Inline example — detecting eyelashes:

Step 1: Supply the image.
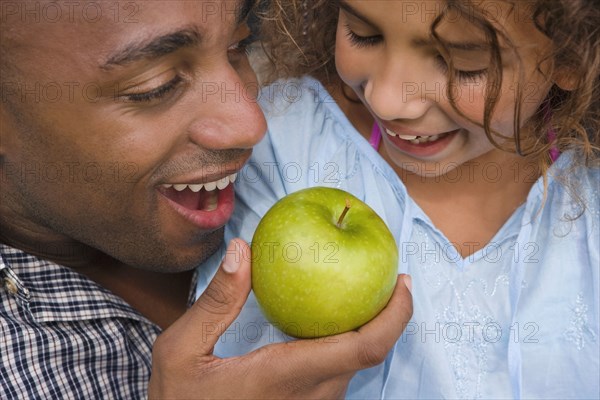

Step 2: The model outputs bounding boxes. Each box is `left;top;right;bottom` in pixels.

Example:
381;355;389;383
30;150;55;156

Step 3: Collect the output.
228;34;257;57
344;25;383;48
123;75;184;103
343;24;488;82
434;55;488;83
123;35;256;104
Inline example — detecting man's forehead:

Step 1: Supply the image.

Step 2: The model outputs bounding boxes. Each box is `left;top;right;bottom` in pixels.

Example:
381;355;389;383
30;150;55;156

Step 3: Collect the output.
2;0;252;73
1;1;251;43
1;0;251;18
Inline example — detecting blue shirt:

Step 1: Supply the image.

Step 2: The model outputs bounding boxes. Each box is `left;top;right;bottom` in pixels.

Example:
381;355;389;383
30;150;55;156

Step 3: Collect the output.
196;77;600;399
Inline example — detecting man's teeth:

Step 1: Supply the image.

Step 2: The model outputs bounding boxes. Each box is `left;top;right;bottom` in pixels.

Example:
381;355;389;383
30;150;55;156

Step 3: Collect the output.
385;128;443;144
162;173;237;192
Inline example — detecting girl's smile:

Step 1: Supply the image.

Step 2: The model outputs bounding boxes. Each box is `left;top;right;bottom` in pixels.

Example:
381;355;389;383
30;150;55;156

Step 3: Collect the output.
381;126;461;159
335;0;556;177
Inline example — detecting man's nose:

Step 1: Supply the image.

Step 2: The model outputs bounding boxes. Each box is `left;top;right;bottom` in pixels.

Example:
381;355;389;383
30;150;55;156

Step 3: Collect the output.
186;64;267;151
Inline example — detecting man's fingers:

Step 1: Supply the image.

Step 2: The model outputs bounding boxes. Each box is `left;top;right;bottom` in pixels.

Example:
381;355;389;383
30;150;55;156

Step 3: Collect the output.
281;274;413;379
351;274;412;366
161;239;252;356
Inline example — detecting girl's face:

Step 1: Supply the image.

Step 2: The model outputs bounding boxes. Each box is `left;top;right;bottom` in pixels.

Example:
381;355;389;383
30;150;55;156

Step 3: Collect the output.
335;0;554;177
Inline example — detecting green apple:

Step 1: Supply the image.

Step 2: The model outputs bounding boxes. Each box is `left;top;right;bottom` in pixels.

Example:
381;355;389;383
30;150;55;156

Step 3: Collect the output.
251;186;398;338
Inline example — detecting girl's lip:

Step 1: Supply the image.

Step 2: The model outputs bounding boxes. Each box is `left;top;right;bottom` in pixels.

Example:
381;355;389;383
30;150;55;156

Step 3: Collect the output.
383;128;461;158
380;122;456;138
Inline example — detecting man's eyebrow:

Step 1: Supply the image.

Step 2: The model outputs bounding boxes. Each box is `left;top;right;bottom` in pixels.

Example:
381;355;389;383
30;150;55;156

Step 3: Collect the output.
338;0;378;28
100;0;253;71
101;28;202;70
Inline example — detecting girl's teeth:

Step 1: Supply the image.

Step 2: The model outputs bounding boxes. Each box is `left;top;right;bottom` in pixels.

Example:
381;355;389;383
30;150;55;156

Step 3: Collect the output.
386;128;440;143
398;134;418;140
407;133;445;144
163;173;237;192
385;127;453;144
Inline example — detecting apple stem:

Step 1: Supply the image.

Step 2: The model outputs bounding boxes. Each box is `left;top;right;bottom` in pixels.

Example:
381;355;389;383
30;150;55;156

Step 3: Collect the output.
336;199;352;227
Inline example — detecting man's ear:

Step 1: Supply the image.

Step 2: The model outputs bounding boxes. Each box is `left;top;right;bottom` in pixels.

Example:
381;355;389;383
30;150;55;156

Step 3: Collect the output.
552;67;578;91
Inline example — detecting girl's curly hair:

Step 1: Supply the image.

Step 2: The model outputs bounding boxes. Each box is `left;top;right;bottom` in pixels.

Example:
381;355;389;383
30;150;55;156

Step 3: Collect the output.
258;0;600;172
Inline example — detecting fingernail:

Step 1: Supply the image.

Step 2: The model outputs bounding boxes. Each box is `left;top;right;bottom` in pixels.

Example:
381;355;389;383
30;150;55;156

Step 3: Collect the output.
222;240;241;274
403;275;412;293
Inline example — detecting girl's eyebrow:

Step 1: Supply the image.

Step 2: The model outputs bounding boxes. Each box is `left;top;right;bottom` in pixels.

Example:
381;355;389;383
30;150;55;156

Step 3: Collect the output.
412;37;491;52
339;0;507;54
338;1;378;28
339;1;491;52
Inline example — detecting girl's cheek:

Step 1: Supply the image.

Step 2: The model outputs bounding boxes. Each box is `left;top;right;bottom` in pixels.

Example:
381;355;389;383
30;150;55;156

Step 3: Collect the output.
446;84;486;124
335;43;365;88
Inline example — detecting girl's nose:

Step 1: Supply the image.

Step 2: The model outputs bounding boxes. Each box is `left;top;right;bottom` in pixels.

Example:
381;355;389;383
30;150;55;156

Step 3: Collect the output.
363;55;436;122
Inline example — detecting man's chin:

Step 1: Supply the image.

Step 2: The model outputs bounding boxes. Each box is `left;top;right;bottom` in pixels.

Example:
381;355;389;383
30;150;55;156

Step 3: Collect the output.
133;231;224;273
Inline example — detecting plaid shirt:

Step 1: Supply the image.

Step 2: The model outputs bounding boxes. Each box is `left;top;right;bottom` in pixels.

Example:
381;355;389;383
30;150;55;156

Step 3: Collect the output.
0;243;196;399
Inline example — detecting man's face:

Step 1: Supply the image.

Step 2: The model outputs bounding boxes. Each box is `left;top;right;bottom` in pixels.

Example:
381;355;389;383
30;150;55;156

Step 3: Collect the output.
0;0;266;272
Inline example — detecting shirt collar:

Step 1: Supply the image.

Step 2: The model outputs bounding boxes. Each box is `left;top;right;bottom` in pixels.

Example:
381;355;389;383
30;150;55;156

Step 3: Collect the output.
1;243;197;325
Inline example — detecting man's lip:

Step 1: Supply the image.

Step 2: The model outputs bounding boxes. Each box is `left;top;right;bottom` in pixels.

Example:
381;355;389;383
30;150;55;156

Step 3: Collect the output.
158;184;235;231
153;154;249;231
160;170;240;186
157;156;249;186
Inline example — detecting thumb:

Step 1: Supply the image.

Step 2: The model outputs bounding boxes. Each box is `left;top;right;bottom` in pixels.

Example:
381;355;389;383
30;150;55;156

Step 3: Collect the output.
166;238;252;356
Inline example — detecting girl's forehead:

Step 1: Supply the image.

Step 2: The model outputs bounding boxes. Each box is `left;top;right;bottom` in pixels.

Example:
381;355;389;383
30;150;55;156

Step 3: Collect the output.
343;0;546;50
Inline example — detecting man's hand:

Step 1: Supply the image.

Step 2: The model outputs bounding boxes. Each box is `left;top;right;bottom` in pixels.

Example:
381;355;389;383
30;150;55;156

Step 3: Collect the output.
148;239;413;399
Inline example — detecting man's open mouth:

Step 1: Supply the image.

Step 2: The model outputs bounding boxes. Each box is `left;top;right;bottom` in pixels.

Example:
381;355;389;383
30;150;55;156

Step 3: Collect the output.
159;173;237;211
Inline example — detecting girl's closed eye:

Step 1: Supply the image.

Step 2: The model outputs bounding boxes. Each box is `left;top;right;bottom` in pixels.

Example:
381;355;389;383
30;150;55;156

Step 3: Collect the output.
434;55;488;82
343;24;487;83
344;24;383;48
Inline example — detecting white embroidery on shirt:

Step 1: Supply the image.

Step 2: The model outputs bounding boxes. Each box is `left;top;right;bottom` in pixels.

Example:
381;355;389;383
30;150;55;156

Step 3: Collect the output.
414;225;511;399
563;293;597;350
